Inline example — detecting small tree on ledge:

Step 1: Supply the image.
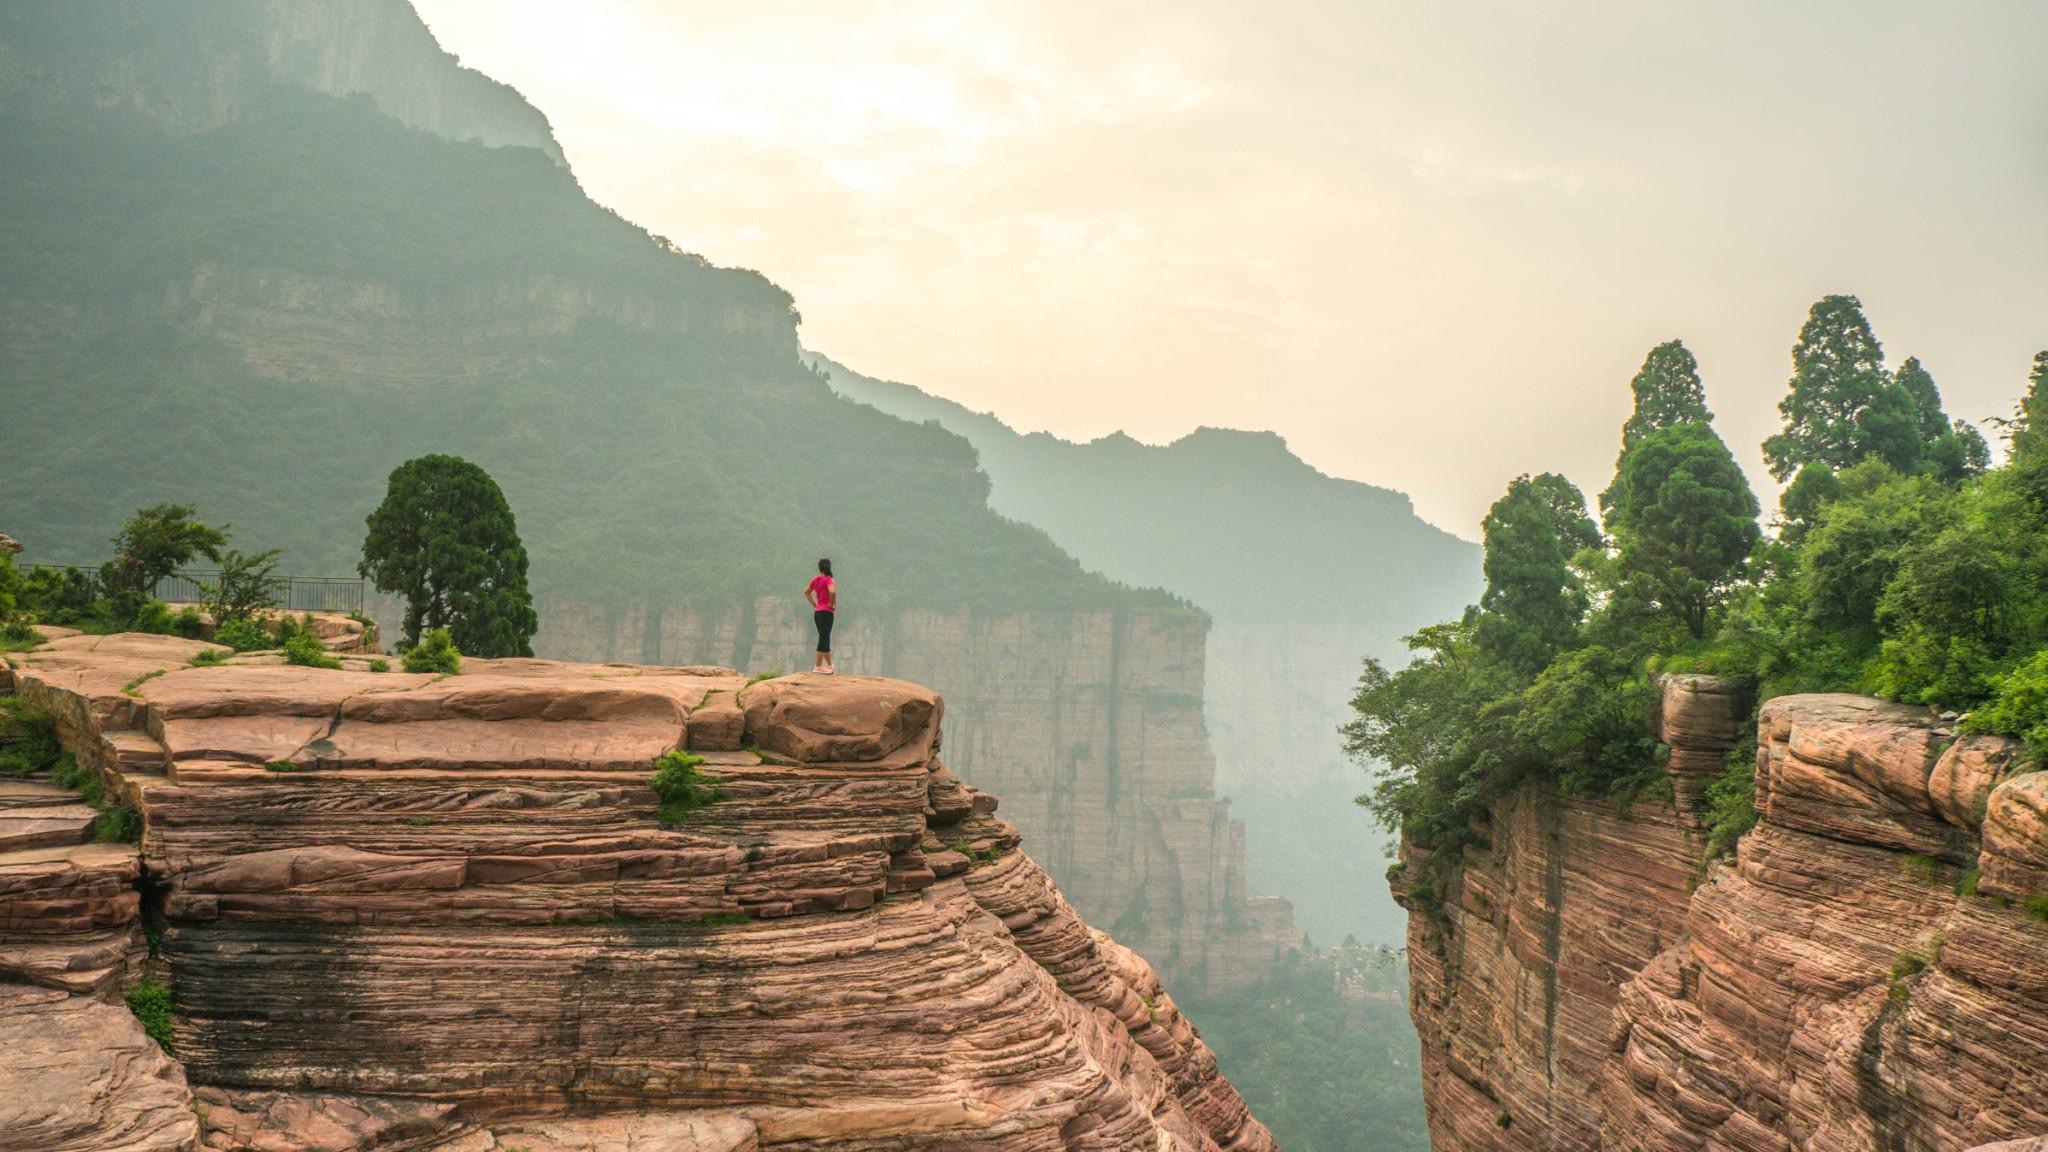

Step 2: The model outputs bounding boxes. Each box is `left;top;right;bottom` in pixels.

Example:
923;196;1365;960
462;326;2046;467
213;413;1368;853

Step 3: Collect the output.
360;455;537;657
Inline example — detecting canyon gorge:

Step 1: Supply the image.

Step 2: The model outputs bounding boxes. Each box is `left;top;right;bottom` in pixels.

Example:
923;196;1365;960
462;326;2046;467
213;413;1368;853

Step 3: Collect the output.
0;0;1355;996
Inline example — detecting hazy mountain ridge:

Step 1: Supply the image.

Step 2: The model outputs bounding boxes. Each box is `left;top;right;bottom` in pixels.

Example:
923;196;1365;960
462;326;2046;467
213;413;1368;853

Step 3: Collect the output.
812;353;1482;946
811;352;1476;632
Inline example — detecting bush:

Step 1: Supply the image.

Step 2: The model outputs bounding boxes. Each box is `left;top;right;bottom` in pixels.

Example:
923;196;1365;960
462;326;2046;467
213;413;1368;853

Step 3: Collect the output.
0;700;61;776
212;616;272;652
282;628;340;670
1965;649;2048;763
125;979;174;1053
94;803;141;843
200;547;282;624
1;617;40;652
650;750;724;826
1703;755;1758;860
172;606;205;638
401;627;461;675
368;658;390;673
127;599;176;635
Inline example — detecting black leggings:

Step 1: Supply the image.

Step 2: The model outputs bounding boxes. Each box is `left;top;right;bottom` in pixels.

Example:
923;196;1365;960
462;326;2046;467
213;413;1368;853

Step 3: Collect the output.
814;609;834;653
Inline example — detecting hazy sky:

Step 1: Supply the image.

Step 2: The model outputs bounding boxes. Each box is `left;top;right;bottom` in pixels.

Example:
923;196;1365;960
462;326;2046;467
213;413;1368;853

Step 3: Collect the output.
413;0;2048;536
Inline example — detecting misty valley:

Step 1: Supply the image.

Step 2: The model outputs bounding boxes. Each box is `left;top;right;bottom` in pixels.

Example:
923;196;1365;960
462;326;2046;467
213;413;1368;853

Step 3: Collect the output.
2;3;2045;1152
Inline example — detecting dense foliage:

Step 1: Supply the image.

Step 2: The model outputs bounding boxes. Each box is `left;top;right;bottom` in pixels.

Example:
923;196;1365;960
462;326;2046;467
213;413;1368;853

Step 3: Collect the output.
1350;306;2048;879
0;505;255;637
1183;947;1428;1152
361;455;539;657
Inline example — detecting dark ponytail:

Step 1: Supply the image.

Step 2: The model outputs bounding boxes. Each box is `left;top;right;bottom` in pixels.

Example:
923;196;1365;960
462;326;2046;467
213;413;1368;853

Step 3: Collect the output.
818;558;833;577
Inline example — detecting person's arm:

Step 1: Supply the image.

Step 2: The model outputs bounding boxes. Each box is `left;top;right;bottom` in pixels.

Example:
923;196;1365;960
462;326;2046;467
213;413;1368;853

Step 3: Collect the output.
826;577;836;606
804;581;817;609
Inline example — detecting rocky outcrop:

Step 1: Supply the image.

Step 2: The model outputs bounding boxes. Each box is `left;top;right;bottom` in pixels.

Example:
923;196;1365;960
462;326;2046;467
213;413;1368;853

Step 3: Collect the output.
1399;681;2048;1151
1;631;1273;1150
535;596;1301;994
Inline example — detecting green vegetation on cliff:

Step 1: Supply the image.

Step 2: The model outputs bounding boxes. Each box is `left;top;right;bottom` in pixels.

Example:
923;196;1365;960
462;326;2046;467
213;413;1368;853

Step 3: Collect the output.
0;5;1180;622
1352;302;2048;869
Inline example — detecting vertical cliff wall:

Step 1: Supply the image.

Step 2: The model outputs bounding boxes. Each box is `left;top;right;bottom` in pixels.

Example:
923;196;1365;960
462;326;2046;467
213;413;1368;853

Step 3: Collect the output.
534;597;1300;993
0;629;1277;1150
1399;677;2048;1151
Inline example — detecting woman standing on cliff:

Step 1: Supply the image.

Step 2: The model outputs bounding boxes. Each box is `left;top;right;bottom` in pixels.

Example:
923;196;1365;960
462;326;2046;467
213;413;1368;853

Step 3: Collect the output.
805;559;836;674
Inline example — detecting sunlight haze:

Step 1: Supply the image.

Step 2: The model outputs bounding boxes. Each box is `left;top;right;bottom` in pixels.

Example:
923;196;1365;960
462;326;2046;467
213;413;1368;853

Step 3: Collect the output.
412;0;2048;534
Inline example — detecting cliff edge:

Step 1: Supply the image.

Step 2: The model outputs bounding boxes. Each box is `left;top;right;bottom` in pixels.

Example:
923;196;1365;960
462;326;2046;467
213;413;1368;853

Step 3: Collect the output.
0;630;1275;1151
1398;676;2048;1151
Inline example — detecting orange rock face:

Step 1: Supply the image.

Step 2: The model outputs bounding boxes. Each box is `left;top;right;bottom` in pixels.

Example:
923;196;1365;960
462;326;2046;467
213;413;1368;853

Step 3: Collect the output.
1402;684;2048;1151
1;632;1274;1151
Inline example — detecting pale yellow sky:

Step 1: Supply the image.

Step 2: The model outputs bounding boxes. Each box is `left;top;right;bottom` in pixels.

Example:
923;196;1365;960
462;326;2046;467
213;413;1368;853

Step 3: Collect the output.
413;0;2048;535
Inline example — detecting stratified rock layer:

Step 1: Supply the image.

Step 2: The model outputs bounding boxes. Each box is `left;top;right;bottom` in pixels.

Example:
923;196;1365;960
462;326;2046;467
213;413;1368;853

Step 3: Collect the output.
1;631;1273;1151
1401;683;2048;1151
536;597;1300;993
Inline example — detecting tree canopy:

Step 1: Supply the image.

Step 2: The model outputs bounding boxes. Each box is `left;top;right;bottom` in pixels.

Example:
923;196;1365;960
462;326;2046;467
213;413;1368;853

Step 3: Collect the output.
1473;474;1600;675
1605;422;1760;638
98;504;227;616
1619;340;1711;451
360;455;539;658
1761;295;1924;481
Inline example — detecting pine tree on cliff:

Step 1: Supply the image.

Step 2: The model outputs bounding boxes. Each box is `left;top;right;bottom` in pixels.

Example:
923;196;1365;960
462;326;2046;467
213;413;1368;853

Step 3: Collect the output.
1604;423;1760;639
1894;355;1990;483
1474;473;1601;675
1600;339;1711;520
360;455;539;658
2003;351;2048;505
1619;340;1711;449
1761;295;1926;483
2007;351;2048;465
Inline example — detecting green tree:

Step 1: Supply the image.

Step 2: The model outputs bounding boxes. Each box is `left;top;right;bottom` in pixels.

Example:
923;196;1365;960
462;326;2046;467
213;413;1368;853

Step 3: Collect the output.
1602;339;1713;520
1473;474;1601;674
1895;356;1989;483
99;504;228;618
1619;340;1711;450
199;547;282;624
360;455;538;657
1761;295;1923;481
1604;423;1761;638
2008;351;2048;468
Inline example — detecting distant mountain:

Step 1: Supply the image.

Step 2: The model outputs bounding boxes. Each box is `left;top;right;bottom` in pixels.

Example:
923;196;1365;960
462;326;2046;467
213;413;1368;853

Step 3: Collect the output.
812;353;1482;945
810;354;1476;634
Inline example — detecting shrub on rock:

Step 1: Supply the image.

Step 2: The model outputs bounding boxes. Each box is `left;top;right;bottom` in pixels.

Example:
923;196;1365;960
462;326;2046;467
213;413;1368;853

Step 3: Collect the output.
402;627;461;675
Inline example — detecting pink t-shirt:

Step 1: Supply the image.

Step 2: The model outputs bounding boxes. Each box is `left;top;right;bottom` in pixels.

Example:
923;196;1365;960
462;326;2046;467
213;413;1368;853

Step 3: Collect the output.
808;574;835;612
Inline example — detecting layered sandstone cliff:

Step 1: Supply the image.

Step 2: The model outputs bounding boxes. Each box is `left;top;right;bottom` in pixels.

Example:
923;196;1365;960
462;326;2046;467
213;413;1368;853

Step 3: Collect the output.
1400;676;2048;1151
534;597;1300;995
0;630;1274;1151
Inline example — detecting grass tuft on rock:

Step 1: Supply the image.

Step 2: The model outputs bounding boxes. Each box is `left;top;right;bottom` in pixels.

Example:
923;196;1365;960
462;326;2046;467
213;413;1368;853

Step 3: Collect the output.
125;978;173;1053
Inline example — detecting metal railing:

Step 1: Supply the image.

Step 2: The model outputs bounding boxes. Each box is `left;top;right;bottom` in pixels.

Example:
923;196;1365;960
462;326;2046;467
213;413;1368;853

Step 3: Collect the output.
32;565;366;615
